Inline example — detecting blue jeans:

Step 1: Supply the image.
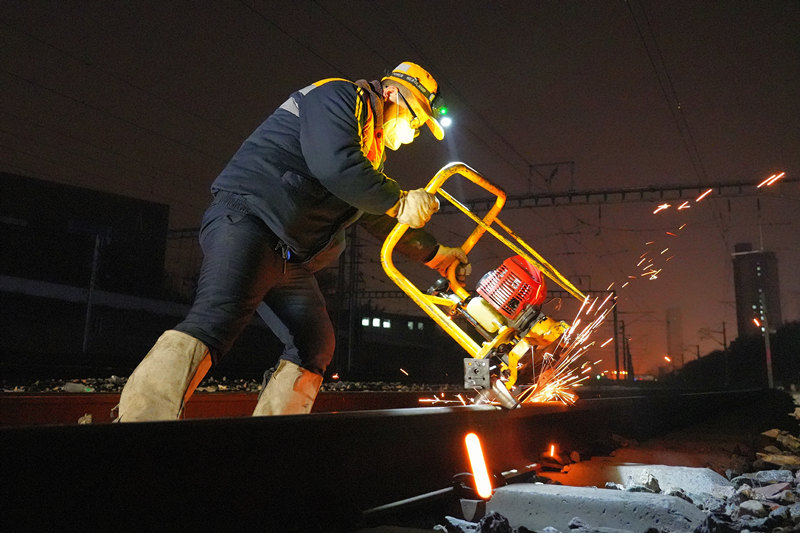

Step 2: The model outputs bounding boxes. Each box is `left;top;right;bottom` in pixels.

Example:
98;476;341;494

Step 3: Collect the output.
174;192;334;375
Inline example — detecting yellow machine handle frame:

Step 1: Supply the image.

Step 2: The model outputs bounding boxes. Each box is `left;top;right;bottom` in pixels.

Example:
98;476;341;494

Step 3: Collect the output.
380;162;586;363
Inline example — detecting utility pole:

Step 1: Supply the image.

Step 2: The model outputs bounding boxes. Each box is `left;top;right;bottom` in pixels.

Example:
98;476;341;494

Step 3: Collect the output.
82;235;101;354
722;321;729;387
619;320;629;380
612;290;620;380
759;291;774;388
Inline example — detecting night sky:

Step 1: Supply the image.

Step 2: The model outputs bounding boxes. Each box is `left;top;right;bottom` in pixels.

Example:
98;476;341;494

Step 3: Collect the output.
2;1;798;374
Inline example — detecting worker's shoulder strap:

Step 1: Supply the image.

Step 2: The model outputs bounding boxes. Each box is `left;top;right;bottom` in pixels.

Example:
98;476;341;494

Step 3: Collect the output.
278;78;380;119
313;77;351;86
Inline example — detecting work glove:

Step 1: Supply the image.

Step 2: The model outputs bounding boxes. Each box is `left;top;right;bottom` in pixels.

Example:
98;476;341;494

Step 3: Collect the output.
386;188;439;228
425;245;472;284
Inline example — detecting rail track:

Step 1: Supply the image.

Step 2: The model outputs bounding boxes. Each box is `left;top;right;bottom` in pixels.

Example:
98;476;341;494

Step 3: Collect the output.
2;388;792;532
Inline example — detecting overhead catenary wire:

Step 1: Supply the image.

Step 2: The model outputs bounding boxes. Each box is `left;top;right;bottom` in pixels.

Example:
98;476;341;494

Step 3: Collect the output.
0;19;243;141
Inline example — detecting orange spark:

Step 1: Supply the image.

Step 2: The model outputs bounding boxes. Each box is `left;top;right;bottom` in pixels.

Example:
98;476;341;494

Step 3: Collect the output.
606;282;615;290
600;337;613;348
753;318;761;327
653;203;671;214
596;292;614;312
666;231;678;237
585;297;598;315
696;188;713;202
757;174;776;188
627;275;637;279
677;201;690;210
678;224;687;230
549;444;556;457
766;171;786;186
664;356;671;362
646;241;655;245
665;255;675;261
622;282;630;288
637;257;648;266
757;172;784;188
400;368;409;376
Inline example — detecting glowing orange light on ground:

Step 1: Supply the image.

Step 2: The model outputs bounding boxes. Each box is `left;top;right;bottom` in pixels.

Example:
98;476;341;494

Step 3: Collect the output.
549;444;556;457
465;433;493;499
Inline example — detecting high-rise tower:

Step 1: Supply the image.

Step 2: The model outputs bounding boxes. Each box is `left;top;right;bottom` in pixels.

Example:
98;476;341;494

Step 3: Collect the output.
731;243;782;337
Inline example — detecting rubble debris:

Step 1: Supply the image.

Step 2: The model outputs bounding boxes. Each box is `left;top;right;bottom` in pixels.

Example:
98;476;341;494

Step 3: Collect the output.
62;382;91;393
439;394;800;533
2;376;465;394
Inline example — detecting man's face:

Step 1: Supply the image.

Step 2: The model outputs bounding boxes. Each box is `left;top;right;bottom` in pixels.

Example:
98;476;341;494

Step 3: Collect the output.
383;92;421;151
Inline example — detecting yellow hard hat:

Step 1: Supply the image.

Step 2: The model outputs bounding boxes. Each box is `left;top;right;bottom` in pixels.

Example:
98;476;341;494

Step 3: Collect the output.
382;61;445;140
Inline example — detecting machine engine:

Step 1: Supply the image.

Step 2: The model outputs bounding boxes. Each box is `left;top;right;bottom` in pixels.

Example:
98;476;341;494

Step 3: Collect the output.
460;256;570;401
476;255;546;319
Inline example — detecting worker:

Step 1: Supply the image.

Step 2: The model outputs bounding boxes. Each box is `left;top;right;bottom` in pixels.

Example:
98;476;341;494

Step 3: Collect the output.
117;61;470;421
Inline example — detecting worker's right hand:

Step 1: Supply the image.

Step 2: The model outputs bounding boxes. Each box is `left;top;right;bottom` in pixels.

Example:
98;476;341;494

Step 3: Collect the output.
386;188;439;228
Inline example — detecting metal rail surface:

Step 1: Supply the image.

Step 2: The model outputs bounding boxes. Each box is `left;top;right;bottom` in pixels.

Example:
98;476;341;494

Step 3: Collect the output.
2;388;789;532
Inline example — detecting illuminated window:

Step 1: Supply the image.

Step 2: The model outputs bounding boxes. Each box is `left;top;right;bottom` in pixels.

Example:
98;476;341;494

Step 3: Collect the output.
382;320;391;328
372;318;381;327
417;322;424;330
361;317;369;326
408;321;414;330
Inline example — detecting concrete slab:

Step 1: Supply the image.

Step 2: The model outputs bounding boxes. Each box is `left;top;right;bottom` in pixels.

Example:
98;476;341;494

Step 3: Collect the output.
487;483;708;533
547;460;734;499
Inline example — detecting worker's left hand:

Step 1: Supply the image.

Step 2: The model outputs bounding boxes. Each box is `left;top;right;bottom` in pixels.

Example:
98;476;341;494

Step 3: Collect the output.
425;245;471;284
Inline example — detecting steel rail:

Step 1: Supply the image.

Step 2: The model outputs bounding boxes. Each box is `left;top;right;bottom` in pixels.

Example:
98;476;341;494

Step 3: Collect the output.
2;388;789;532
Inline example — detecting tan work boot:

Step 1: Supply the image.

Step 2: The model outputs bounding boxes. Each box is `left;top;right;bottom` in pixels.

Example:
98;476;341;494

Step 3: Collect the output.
117;330;212;422
252;360;323;416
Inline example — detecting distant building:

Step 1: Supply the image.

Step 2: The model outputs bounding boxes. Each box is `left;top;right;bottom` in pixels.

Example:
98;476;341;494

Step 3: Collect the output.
1;172;169;296
731;242;782;338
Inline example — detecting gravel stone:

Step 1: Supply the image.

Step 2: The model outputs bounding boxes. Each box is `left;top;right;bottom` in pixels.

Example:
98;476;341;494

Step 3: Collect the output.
736;500;768;518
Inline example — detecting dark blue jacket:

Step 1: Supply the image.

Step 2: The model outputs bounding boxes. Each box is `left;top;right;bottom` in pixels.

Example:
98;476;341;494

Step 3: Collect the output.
212;78;437;268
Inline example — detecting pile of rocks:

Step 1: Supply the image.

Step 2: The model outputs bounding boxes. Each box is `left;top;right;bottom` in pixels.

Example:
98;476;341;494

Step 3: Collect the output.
437;407;800;533
1;375;463;394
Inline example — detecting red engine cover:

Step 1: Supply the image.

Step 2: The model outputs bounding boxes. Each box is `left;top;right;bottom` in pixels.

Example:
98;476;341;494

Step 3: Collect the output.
476;256;547;319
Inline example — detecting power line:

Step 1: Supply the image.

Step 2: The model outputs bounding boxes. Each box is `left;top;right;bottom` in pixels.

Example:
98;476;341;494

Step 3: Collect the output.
0;109;205;191
0;19;242;141
369;2;535;177
625;0;706;184
238;0;346;76
0;69;226;164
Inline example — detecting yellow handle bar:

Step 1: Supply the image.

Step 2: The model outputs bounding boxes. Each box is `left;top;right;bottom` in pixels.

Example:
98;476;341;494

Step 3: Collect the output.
380;162;586;361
